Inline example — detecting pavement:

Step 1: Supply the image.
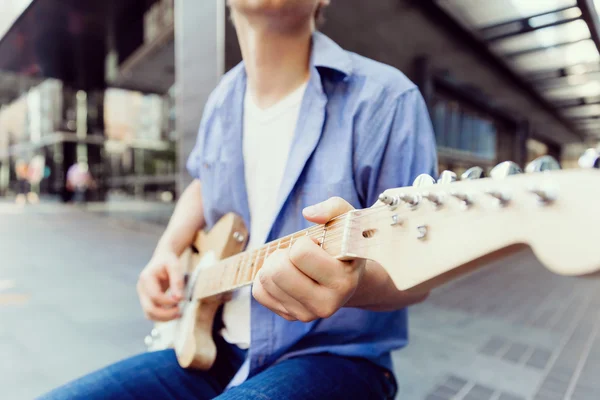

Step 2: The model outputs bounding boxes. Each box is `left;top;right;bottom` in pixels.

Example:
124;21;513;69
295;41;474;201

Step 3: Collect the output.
1;200;599;400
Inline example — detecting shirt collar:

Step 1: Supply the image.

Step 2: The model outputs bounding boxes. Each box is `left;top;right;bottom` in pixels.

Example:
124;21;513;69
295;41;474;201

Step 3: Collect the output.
232;32;353;83
311;31;353;78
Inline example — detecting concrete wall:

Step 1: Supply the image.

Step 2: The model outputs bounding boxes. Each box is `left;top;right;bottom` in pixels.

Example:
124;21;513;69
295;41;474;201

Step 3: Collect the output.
175;0;224;193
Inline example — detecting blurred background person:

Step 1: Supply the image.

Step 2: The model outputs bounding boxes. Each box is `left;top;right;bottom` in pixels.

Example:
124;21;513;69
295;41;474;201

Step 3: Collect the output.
14;158;29;206
66;161;94;204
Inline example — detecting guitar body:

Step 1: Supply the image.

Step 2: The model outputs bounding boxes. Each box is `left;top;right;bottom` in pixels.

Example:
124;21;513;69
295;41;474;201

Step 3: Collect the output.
146;213;248;370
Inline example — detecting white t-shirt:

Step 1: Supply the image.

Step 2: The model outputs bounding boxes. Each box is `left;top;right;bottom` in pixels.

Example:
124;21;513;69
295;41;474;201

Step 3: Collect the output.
220;81;308;349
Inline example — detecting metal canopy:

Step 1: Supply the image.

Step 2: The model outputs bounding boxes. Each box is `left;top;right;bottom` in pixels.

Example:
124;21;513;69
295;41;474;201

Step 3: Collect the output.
0;0;143;95
436;0;600;140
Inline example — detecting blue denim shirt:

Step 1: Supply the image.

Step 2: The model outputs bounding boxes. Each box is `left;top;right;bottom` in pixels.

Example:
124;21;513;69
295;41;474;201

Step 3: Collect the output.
186;32;438;387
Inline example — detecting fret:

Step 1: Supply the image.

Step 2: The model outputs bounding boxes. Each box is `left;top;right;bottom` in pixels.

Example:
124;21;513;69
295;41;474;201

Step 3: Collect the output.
249;253;257;281
239;253;247;283
245;252;254;282
227;260;236;288
218;261;226;288
258;242;270;276
221;261;231;288
233;255;241;286
193;217;356;300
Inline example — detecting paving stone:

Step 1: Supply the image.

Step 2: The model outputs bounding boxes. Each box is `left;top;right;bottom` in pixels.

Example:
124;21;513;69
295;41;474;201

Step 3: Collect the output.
463;384;495;400
497;393;526;400
502;342;529;363
526;348;552;370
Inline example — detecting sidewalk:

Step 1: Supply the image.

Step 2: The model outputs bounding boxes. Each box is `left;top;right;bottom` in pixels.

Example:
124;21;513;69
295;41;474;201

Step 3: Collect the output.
1;200;598;399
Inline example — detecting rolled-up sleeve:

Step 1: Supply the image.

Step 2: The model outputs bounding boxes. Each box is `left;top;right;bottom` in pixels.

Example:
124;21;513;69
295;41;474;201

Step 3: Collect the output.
354;87;438;207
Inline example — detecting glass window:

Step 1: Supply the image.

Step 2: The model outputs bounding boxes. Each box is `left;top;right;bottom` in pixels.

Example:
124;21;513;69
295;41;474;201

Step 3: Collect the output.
432;100;447;147
460;113;472;151
447;103;461;149
431;94;497;161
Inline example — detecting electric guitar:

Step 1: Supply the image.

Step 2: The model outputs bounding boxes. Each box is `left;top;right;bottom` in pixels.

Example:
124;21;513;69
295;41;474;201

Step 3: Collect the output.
143;152;600;370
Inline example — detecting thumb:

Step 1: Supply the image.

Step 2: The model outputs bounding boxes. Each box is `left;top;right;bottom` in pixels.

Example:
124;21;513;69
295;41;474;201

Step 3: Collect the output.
302;196;355;224
165;255;185;299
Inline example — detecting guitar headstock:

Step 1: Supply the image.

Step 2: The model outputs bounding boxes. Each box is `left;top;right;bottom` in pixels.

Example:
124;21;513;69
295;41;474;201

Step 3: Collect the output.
343;152;600;292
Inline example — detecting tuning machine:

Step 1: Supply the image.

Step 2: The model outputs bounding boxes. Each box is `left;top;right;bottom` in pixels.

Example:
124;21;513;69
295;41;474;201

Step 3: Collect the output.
413;174;436;187
437;170;457;185
490;161;522;179
524;155;560;205
408;174;438;208
461;166;484;180
376;173;437;208
525;155;561;173
418;171;453;207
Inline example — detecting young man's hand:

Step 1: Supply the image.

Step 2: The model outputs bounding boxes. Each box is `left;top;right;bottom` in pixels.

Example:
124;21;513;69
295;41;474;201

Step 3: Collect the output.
136;249;185;322
252;197;365;322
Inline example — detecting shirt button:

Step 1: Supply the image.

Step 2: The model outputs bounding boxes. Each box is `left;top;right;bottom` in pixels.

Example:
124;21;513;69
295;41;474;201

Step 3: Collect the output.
203;163;210;169
258;355;266;365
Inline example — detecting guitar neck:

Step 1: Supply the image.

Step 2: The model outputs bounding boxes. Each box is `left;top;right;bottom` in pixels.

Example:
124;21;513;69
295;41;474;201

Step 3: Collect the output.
192;215;351;300
189;168;600;301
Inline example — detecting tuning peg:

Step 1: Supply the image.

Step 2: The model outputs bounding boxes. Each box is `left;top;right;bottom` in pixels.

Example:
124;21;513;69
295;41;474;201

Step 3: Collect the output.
378;193;399;208
461;166;484;180
578;148;600;169
437;170;457;185
413;174;436;187
490;161;522;179
525;155;561;173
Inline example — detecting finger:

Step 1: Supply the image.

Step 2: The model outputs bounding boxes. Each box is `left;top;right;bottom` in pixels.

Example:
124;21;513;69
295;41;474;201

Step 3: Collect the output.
267;260;335;318
252;276;297;321
289;236;356;287
140;296;180;322
259;269;322;322
141;273;180;307
165;258;185;299
222;291;234;302
302;196;355;224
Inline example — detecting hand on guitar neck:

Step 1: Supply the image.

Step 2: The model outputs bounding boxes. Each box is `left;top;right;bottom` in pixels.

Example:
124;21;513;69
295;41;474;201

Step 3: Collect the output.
252;196;429;322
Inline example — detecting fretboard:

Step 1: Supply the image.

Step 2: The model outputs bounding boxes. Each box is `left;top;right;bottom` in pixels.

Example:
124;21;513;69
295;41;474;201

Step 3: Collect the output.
192;218;348;300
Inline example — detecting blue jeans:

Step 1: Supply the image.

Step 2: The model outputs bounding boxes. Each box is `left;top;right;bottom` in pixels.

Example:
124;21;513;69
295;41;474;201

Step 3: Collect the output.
38;334;396;400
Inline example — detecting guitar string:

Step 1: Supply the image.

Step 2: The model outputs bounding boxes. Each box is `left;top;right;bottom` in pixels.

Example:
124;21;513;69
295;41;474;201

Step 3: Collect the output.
249;186;531;256
202;202;446;283
195;209;399;294
209;205;391;270
200;198;501;294
195;209;484;298
195;195;542;298
217;206;392;267
195;195;497;295
196;226;404;298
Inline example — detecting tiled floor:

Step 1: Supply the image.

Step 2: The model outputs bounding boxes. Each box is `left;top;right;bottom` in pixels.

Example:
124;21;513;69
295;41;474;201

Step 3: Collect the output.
394;249;600;399
1;201;598;399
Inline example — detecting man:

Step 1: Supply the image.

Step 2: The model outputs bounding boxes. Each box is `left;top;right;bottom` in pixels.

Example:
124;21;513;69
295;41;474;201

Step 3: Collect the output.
41;0;437;399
